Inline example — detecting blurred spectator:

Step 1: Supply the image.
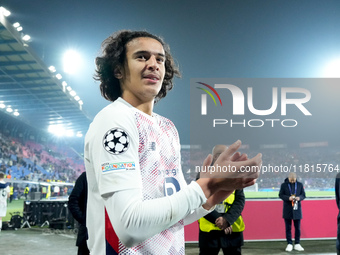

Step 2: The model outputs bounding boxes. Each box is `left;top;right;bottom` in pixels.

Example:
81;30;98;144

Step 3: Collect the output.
198;145;245;255
0;172;10;232
24;185;29;200
68;172;89;255
279;172;306;252
9;183;13;203
335;172;340;255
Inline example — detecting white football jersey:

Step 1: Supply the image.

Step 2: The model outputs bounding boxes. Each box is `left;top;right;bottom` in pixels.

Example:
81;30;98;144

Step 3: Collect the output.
85;98;189;255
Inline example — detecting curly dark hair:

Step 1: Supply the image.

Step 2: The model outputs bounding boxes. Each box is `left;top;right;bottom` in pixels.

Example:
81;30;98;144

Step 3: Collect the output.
94;30;181;102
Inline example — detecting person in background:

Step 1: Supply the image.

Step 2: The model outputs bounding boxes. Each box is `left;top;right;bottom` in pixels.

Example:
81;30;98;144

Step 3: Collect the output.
53;185;60;197
64;186;68;196
9;183;13;203
198;145;245;255
335;172;340;255
279;172;306;252
0;172;10;232
68;172;89;255
24;185;29;200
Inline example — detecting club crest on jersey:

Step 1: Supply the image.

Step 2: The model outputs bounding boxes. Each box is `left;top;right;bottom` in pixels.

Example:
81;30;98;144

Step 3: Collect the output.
103;128;129;155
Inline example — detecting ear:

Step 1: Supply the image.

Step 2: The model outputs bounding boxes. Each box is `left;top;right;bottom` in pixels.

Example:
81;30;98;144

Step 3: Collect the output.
114;67;123;79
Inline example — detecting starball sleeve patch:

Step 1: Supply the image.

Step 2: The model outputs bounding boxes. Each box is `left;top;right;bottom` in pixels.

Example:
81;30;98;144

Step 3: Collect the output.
102;128;130;155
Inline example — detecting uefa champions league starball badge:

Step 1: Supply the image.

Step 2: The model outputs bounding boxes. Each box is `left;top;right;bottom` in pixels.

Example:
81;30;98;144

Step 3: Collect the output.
103;128;130;154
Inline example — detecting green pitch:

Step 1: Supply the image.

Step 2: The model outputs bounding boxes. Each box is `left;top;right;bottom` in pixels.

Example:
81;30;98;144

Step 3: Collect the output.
245;190;335;199
3;199;24;221
3;191;335;222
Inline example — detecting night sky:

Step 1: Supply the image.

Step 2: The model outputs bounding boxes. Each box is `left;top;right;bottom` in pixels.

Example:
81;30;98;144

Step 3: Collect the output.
2;0;340;145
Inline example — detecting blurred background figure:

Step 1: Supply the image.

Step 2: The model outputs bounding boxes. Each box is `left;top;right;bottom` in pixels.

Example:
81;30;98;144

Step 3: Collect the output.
68;172;89;255
335;172;340;255
279;172;306;252
198;145;246;255
24;185;29;200
0;171;10;232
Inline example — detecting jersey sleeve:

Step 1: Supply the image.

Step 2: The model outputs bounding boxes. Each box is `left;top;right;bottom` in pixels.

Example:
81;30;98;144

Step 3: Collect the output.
85;106;142;196
182;201;216;226
104;181;207;247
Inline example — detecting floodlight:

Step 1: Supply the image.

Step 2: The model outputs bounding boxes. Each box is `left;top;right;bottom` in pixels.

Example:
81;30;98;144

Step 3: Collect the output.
17;26;23;32
22;35;31;41
74;96;80;101
69;90;76;97
0;103;5;109
56;73;62;79
323;59;340;77
63;50;82;74
13;111;19;116
65;130;74;137
76;132;83;137
0;7;11;17
78;100;83;105
49;66;56;73
66;86;72;91
6;107;13;113
13;22;20;28
48;125;65;137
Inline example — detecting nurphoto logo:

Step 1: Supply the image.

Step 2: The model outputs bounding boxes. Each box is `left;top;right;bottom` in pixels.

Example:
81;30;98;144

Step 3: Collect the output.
196;82;312;128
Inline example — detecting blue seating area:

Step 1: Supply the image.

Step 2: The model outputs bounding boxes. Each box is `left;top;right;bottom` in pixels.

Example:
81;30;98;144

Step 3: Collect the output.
0;131;84;183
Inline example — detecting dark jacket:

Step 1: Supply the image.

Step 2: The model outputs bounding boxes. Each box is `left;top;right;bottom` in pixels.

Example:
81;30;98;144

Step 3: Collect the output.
68;172;88;246
336;173;340;210
335;173;340;250
279;178;306;220
0;182;8;188
199;189;245;248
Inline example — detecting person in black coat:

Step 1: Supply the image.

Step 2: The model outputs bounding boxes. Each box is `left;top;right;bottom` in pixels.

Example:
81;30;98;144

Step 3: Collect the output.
335;172;340;255
279;172;306;252
68;172;89;255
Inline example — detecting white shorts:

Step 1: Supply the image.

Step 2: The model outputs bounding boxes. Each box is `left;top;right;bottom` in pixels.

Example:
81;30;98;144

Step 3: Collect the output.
0;205;7;217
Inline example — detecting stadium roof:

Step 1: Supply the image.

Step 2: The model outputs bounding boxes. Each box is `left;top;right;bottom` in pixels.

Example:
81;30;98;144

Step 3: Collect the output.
0;10;91;137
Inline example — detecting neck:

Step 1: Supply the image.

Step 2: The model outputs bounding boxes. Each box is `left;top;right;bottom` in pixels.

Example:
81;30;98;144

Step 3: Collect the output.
122;94;154;116
136;102;154;115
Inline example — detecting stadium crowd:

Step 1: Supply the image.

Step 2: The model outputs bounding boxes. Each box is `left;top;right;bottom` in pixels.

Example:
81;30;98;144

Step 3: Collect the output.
182;146;340;190
0;130;84;184
1;127;339;193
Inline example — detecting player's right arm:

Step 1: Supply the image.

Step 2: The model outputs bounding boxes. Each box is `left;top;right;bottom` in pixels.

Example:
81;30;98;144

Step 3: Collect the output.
87;104;209;247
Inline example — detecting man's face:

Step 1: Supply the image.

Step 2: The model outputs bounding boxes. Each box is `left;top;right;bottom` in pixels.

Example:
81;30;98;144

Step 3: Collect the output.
289;177;296;183
119;37;165;104
288;173;297;183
